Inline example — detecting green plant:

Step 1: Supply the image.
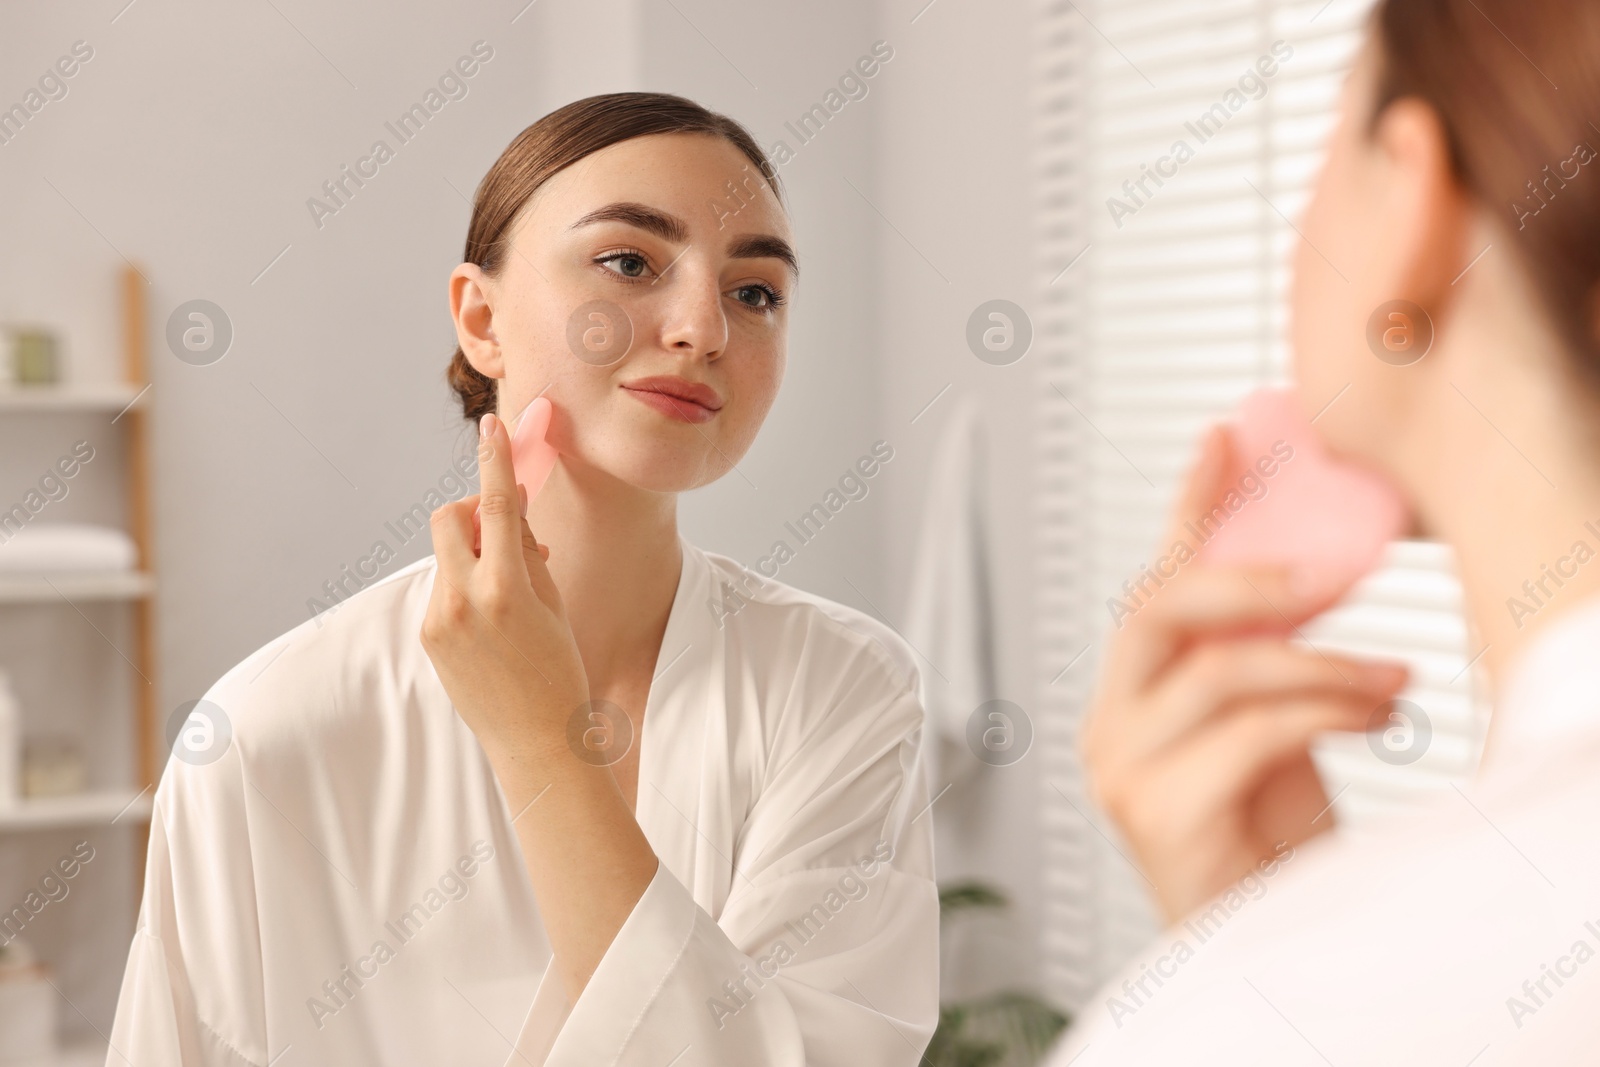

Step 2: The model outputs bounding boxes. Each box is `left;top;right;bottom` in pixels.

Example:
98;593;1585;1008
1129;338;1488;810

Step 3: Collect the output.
926;882;1070;1067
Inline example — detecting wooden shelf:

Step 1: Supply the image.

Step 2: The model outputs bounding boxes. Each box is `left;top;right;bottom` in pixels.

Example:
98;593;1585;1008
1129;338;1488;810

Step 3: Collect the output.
0;382;146;414
0;571;154;604
0;789;153;832
0;267;161;1041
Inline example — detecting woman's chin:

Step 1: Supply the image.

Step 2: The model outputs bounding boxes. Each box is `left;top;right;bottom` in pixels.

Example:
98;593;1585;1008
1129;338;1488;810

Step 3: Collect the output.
576;447;727;495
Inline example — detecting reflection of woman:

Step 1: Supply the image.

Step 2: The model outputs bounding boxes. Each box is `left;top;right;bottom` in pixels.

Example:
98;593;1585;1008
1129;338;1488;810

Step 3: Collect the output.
110;94;937;1066
1051;1;1600;1062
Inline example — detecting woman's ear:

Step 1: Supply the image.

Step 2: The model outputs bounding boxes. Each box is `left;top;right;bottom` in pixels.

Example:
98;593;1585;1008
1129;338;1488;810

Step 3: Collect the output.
1372;97;1474;325
450;263;503;379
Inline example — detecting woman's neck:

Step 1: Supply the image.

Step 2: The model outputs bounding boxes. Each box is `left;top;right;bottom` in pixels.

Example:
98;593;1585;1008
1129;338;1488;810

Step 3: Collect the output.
523;455;683;694
1404;339;1600;746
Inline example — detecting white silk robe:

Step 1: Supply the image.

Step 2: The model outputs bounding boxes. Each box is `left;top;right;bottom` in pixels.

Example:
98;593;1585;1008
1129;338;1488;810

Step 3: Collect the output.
107;536;939;1066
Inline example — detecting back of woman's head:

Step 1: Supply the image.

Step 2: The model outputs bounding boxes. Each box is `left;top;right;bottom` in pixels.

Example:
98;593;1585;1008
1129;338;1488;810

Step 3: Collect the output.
1372;0;1600;378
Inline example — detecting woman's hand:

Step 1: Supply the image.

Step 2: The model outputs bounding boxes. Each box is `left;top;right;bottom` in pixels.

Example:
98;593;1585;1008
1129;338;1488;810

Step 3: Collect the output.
1081;426;1409;923
422;413;658;999
421;411;589;773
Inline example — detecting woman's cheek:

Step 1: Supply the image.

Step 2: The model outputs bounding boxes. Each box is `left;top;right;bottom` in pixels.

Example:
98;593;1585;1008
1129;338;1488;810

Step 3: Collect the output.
724;370;782;458
1291;184;1349;391
542;371;615;455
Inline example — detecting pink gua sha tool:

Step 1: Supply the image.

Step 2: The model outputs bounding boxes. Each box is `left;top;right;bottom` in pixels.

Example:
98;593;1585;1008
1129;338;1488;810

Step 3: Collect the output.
473;395;559;550
1197;387;1409;599
504;395;559;501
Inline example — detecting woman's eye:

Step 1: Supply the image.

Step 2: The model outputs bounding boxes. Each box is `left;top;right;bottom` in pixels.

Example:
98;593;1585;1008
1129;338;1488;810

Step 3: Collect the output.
599;253;650;279
733;284;777;308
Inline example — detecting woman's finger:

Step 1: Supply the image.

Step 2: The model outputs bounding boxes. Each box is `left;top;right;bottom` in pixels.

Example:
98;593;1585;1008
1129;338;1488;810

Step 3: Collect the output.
429;498;480;581
454;492;485;555
1139;565;1321;632
1160;696;1371;813
1160;423;1235;554
1135;639;1407;756
517;515;568;617
1100;564;1330;703
475;412;526;582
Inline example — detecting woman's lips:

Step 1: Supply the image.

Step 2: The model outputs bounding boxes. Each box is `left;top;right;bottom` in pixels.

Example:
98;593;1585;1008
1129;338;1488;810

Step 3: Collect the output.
623;387;718;423
619;376;722;424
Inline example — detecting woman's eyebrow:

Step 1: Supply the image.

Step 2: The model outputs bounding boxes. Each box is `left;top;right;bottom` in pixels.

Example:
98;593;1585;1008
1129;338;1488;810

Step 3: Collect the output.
728;233;799;278
568;201;689;243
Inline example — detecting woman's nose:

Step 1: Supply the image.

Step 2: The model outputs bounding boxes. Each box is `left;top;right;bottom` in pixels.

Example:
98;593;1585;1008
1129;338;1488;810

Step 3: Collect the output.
656;266;728;359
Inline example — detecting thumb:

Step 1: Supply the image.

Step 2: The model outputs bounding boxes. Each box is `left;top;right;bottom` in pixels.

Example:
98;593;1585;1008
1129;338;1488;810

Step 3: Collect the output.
1160;423;1236;553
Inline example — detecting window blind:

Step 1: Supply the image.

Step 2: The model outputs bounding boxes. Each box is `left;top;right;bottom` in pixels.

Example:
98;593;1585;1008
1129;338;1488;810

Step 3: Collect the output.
1033;0;1491;1009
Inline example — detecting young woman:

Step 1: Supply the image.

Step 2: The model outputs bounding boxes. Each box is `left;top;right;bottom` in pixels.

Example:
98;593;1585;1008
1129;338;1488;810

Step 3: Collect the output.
1050;0;1600;1062
109;94;937;1066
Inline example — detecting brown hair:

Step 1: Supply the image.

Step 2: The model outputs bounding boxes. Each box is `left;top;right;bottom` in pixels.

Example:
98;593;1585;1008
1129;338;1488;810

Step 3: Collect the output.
447;92;784;422
1370;0;1600;377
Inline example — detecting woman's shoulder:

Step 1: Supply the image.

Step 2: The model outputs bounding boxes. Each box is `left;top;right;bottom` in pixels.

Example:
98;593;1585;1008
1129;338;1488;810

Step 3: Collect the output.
694;544;920;697
199;554;440;740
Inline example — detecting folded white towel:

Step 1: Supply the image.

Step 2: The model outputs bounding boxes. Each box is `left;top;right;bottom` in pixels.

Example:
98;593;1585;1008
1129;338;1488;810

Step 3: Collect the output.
0;522;138;573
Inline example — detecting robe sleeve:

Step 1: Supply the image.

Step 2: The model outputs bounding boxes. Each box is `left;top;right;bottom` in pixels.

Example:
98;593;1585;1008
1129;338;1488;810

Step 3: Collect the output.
540;649;940;1066
107;725;271;1067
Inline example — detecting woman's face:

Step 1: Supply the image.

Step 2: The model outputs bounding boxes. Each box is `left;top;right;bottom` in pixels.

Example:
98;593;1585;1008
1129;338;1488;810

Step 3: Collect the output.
452;132;795;494
1291;42;1438;475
